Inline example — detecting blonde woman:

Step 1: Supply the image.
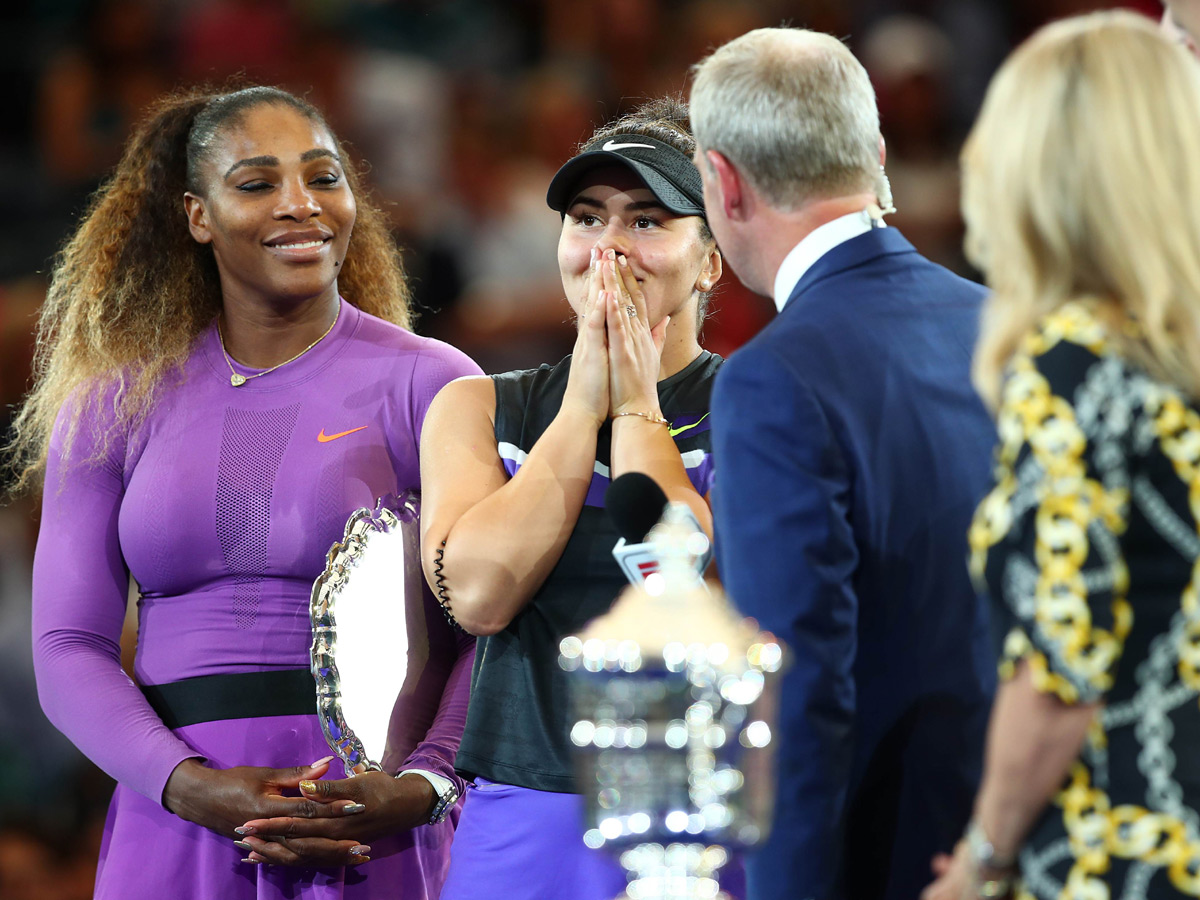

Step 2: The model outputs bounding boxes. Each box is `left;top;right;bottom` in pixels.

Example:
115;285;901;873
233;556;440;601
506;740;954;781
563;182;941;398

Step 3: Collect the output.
923;12;1200;900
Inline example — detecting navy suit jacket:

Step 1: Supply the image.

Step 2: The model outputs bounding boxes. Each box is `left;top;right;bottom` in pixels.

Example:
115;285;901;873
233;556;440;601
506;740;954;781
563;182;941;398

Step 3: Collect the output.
712;228;997;900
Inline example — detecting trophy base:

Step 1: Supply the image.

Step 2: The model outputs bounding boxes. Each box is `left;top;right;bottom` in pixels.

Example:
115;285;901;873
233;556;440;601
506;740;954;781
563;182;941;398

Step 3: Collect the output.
616;842;732;900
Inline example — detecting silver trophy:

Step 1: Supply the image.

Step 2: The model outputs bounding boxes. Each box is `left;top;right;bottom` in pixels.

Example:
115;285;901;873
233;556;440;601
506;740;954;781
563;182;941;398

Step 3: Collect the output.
560;505;785;900
310;492;423;777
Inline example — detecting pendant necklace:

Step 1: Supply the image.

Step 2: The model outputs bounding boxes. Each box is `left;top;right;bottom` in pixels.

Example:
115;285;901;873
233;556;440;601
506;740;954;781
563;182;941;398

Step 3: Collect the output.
217;306;340;387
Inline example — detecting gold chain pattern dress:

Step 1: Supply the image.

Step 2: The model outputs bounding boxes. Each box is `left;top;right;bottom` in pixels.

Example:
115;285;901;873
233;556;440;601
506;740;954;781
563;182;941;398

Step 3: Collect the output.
970;301;1200;898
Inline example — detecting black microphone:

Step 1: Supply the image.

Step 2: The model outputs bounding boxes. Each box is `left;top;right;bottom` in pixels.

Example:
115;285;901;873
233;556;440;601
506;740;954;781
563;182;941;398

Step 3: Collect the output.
604;472;711;588
605;472;669;543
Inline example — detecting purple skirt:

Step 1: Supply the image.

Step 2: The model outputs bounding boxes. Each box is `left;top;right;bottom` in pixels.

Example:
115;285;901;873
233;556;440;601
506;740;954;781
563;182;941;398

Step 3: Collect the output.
439;778;628;900
439;779;745;900
93;714;455;900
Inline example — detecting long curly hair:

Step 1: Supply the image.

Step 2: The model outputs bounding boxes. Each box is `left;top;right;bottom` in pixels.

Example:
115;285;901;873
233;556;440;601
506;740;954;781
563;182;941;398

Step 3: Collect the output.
8;84;412;494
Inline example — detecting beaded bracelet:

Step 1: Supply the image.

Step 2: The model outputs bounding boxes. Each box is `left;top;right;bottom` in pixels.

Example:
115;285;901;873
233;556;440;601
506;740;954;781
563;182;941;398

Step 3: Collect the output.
613;410;670;427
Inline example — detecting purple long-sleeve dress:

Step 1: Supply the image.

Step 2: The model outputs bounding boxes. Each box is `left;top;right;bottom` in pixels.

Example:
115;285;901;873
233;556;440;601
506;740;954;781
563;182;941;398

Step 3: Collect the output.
32;299;481;899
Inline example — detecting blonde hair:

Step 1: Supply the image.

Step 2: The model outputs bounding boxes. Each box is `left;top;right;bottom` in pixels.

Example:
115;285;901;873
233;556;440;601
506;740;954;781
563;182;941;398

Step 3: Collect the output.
964;10;1200;406
7;85;412;494
690;27;880;211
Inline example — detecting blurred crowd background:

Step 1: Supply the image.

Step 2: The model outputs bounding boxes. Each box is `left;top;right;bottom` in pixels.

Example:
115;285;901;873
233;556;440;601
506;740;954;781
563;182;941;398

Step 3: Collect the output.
0;0;1161;896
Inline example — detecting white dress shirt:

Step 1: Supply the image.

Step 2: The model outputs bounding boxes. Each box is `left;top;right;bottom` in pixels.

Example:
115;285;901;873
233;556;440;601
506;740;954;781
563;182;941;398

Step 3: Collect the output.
771;208;886;312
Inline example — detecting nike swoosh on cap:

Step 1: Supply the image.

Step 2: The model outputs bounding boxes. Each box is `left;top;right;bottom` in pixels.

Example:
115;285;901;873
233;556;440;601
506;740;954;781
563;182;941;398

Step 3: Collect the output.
317;425;369;443
603;140;656;151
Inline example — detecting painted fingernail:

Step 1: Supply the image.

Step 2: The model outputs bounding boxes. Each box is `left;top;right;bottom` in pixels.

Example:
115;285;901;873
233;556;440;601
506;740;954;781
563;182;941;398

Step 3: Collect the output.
241;858;263;865
606;248;616;260
234;840;253;851
310;755;335;768
618;255;628;266
234;826;254;836
349;845;372;856
299;780;317;793
344;803;366;815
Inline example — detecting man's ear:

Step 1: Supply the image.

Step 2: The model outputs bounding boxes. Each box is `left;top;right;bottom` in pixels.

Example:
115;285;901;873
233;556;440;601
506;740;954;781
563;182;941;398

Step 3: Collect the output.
706;150;750;223
184;193;213;244
878;134;887;167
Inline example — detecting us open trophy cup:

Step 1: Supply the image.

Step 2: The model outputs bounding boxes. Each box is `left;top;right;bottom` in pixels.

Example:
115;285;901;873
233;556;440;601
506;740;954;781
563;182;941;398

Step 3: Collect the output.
560;500;786;900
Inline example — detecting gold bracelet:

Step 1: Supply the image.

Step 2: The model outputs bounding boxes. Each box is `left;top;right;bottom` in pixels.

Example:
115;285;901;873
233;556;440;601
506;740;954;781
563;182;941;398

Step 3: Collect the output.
613;410;670;427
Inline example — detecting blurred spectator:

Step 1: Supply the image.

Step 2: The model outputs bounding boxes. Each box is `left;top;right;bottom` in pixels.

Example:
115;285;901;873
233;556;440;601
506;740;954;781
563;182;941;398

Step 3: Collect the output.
862;15;967;271
37;0;170;190
438;62;600;372
339;48;451;234
175;0;303;85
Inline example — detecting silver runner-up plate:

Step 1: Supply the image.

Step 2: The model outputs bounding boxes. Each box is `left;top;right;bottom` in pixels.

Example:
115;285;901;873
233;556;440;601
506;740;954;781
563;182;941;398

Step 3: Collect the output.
310;492;423;778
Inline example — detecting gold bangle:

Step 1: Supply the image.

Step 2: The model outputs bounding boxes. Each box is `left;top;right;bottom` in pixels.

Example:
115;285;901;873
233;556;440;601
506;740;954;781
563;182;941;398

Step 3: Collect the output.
613;410;669;427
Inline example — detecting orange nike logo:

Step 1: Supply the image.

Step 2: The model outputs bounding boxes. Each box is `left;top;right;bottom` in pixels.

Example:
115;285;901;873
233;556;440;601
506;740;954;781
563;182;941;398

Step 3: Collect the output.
317;425;368;443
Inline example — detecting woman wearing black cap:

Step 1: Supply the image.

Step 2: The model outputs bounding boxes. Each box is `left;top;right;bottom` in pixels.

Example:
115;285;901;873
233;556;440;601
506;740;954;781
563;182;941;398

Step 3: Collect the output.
419;99;724;898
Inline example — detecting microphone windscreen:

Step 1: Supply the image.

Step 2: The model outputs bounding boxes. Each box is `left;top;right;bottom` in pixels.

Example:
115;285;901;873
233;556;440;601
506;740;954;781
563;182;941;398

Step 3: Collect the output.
605;472;668;544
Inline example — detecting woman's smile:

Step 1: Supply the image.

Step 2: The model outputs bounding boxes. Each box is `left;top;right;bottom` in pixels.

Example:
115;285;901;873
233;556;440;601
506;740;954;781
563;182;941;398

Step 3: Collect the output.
184;103;356;310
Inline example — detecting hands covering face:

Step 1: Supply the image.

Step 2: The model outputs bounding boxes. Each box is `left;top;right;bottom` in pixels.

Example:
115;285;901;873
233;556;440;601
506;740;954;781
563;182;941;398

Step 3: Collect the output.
562;247;669;427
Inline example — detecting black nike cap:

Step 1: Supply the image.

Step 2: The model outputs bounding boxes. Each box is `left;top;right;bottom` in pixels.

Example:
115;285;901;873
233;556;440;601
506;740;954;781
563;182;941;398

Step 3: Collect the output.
546;133;707;217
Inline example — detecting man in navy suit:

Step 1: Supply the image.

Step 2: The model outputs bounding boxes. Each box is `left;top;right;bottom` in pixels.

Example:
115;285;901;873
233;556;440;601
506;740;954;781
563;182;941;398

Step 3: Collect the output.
690;28;997;900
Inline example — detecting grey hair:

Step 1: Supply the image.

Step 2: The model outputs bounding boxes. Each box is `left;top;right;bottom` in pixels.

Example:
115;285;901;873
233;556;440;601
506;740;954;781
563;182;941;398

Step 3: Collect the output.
690;28;881;211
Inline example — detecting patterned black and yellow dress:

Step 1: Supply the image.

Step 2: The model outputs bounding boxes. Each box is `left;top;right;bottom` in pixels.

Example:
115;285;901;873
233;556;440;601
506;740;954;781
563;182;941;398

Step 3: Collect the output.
970;301;1200;898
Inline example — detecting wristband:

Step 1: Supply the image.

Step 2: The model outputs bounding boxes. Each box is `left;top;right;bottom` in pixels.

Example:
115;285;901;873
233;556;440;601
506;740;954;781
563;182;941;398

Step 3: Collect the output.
397;769;459;825
965;819;1017;870
965;820;1017;899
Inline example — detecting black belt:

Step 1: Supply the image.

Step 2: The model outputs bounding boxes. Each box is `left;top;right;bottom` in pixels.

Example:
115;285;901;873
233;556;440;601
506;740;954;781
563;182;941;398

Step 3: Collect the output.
140;668;316;729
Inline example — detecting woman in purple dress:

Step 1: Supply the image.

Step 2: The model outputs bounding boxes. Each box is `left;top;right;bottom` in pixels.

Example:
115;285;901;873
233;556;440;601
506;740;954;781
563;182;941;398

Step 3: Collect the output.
10;85;480;899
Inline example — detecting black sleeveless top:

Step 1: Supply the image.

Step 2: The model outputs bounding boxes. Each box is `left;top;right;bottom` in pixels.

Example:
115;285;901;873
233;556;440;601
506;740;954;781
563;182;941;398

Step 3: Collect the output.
454;351;722;792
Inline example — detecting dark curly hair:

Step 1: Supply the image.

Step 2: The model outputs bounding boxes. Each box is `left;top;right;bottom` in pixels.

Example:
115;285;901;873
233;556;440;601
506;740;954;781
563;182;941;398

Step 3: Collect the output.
8;84;412;494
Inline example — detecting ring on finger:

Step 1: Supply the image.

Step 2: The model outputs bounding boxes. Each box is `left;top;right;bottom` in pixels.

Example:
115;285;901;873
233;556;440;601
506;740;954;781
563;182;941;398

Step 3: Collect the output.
624;306;637;318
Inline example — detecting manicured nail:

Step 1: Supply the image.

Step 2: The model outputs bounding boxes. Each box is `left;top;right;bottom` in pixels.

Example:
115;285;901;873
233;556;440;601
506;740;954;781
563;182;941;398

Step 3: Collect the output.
606;249;616;260
343;803;366;815
235;840;253;851
234;826;254;835
618;255;628;267
310;755;335;768
299;780;317;793
349;845;372;856
242;858;262;865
